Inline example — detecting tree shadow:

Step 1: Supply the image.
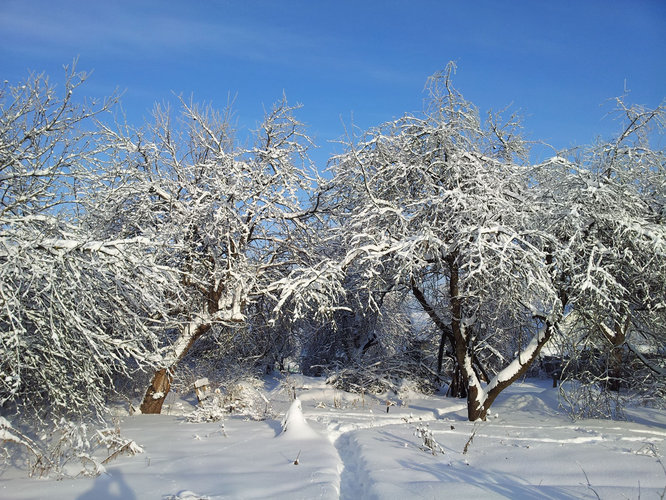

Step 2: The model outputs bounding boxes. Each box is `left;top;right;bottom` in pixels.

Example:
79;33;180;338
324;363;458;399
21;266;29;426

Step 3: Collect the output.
266;418;283;437
77;468;136;500
363;427;582;499
407;403;469;420
396;458;581;500
625;406;666;431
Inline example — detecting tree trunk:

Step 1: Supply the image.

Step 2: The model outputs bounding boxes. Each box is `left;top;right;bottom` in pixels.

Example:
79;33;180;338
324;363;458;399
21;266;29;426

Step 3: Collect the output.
466;382;485;421
607;348;624;392
410;278;454;374
139;368;173;414
447;364;467;398
601;316;629;392
446;256;484;420
139;320;212;414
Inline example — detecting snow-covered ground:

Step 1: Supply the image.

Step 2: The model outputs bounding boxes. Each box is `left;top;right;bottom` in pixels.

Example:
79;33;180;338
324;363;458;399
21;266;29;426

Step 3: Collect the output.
2;377;664;499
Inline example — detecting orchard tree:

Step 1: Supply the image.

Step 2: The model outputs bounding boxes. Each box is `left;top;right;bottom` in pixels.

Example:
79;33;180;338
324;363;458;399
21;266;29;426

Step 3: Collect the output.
90;94;322;413
0;65;178;420
0;221;179;419
319;65;563;420
533;97;666;408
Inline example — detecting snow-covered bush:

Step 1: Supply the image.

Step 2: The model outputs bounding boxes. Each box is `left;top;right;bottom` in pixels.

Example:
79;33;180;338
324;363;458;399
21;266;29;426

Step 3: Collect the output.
186;378;273;422
186;395;228;423
326;354;439;397
1;416;142;478
559;380;625;421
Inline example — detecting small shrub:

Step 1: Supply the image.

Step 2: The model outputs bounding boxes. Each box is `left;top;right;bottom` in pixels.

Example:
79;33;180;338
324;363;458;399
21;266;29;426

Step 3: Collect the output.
1;417;143;478
414;422;444;456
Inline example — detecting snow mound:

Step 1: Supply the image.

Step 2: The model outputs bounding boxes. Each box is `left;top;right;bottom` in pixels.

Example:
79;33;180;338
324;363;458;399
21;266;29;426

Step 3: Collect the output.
280;398;320;439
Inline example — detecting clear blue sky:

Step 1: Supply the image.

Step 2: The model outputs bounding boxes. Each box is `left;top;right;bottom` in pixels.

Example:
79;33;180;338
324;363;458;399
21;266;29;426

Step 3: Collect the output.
2;0;665;168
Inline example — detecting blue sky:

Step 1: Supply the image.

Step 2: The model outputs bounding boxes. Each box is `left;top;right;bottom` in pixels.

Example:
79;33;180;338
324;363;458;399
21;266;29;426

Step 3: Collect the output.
1;0;664;168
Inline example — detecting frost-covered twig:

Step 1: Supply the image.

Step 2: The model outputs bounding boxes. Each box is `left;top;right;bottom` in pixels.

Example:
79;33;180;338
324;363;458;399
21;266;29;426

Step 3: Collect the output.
462;423;479;455
414;422;445;456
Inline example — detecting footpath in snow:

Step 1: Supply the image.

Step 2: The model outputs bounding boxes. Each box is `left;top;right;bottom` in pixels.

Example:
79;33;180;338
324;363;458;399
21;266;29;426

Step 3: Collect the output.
1;377;665;499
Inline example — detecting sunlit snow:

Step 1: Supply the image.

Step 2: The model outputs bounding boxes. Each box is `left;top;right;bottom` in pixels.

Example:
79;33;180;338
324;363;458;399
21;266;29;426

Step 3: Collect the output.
2;377;664;500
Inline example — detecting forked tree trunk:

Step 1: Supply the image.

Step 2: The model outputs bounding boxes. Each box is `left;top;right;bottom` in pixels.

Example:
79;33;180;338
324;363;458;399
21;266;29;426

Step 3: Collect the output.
462;320;557;421
411;277;487;399
446;255;558;421
139;278;246;414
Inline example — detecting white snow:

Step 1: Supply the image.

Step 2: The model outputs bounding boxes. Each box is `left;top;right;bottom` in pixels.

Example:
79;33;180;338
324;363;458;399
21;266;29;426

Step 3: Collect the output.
1;377;664;499
280;398;321;440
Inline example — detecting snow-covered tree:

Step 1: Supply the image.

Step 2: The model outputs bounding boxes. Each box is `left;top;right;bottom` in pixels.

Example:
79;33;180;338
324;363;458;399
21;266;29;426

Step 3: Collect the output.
318;65;563;420
0;223;178;418
0;65;177;420
90;94;321;413
534;96;666;406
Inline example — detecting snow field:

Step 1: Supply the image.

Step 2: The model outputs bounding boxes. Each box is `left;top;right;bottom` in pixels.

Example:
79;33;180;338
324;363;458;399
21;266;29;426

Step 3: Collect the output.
1;377;664;499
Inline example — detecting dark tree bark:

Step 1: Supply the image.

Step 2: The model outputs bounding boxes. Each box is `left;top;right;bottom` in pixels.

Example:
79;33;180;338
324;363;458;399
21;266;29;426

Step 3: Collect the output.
139;322;212;414
411;276;487;398
410;277;454;374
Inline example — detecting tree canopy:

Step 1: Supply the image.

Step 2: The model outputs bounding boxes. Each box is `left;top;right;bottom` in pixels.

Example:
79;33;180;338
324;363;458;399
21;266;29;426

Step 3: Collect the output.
1;63;663;429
